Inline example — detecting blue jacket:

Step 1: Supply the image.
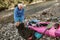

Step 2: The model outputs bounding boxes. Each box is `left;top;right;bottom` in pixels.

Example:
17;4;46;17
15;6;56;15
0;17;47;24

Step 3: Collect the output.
14;7;24;21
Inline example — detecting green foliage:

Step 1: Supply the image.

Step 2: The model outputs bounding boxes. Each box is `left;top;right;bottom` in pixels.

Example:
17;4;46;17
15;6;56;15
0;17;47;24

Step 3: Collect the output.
0;0;33;10
0;0;20;10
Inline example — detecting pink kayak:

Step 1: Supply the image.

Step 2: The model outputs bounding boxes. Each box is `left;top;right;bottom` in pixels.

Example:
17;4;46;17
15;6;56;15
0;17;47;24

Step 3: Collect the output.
28;22;60;37
55;27;60;37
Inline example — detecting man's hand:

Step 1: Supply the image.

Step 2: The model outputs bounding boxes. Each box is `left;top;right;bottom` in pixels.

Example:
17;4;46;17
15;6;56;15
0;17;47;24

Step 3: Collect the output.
15;22;20;27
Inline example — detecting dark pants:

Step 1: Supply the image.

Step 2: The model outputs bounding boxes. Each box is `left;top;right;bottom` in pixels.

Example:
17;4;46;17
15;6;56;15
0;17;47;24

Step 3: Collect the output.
16;23;35;40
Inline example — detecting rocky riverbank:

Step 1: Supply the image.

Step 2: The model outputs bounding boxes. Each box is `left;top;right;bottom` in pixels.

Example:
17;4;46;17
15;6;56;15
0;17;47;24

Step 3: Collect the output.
0;3;60;40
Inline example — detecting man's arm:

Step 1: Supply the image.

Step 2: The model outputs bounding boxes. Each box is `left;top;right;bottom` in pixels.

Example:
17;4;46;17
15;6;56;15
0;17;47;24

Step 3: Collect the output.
14;7;18;21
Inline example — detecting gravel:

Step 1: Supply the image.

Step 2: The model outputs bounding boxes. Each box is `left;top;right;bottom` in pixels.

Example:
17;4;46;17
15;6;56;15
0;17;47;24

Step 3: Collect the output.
0;23;25;40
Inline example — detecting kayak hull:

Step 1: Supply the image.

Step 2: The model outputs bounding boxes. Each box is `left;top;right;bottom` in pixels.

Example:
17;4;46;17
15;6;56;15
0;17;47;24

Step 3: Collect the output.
28;22;60;37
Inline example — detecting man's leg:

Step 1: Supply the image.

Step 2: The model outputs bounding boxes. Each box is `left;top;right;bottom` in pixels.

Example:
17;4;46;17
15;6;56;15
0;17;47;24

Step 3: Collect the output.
15;22;25;34
14;17;20;27
19;16;25;29
15;22;20;27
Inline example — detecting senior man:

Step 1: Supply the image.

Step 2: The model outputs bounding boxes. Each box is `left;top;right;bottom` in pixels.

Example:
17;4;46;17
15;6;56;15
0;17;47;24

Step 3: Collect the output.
14;3;25;30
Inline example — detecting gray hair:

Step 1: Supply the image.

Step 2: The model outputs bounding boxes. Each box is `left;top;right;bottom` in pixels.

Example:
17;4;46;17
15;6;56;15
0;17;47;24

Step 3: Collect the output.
18;3;24;7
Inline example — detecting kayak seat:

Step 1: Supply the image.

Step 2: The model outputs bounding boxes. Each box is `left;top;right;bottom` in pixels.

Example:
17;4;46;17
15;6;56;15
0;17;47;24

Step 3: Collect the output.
36;23;48;27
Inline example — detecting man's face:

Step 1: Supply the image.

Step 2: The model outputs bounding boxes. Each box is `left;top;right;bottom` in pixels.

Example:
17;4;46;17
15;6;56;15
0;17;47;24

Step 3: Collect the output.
18;5;23;10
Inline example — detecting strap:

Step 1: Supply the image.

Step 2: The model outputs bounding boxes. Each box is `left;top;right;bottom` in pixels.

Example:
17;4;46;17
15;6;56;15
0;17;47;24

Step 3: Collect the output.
43;22;54;35
47;22;54;29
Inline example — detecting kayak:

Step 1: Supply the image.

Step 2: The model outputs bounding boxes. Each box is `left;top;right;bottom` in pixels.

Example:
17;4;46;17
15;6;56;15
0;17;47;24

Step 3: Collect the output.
27;22;60;37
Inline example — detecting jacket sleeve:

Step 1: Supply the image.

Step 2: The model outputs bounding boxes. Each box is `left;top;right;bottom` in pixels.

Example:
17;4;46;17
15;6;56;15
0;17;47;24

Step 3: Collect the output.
22;9;25;15
14;8;17;20
22;9;25;19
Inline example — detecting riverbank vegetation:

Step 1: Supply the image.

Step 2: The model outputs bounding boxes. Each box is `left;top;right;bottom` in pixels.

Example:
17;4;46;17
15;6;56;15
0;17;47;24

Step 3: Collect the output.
0;0;33;11
0;0;53;11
